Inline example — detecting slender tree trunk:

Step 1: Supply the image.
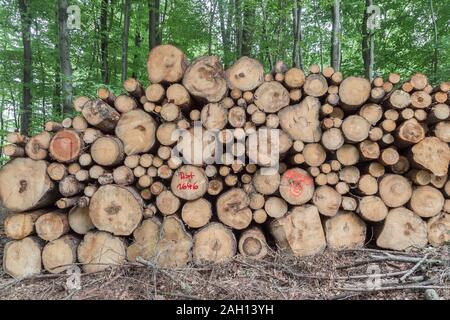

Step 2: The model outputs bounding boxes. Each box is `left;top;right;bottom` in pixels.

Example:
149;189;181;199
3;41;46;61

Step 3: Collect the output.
362;0;374;81
218;0;230;67
122;0;131;82
148;0;161;50
313;0;324;70
58;0;73;116
208;0;218;56
100;0;109;84
132;20;142;79
330;0;341;71
18;0;32;136
429;0;438;77
262;2;273;69
292;0;303;68
241;1;254;57
235;0;242;58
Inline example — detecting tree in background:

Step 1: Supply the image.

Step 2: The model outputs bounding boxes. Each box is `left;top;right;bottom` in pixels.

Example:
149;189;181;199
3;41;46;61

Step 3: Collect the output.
149;0;161;50
330;0;341;71
121;0;131;82
57;0;73;116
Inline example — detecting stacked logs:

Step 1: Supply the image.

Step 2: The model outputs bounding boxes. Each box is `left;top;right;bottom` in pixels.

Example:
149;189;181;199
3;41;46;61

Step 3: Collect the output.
1;44;450;279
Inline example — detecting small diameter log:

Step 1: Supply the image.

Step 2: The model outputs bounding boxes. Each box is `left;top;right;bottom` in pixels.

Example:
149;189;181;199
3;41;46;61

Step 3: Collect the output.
114;94;137;113
312;185;342;217
339;166;360;185
4;210;46;240
389;90;411;109
336;144;360;165
89;165;106;179
357;174;378;195
434;121;450;143
91;136;124;167
427;213;450;247
225;56;264;91
89;185;143;236
379;147;400;166
72;116;88;133
358;196;388;222
49;129;83;163
157;122;178;146
228;106;246;127
0;158;57;212
303;74;328;97
407;169;431;185
193;223;236;264
97;87;116;106
303;143;326;166
98;172;114;185
3;237;43;279
251;169;280;195
3;144;25;157
82;99;120;133
171;165;209;200
147;44;188;84
200;103;228;130
376;207;427;251
183;55;227;102
238;227;268;260
77;231;126;273
411;137;450;176
284;68;305;89
324;211;366;250
42;235;80;274
411;91;432;109
278;96;321;142
216;188;252;230
160;103;180;122
396;118;425;147
264;196;288;218
270;205;326;256
68;206;95;235
341;115;371;143
35;210;69;241
321;128;344;151
113;166;135;185
341;196;357;211
127;218;161;262
338;76;371;110
253;81;289;113
56;196;81;209
379;174;412;208
166;83;191;107
360;103;383;125
25;131;51;160
59;175;85;197
279;168;315;205
154;216;193;268
156;190;181;216
145;84;165;103
181;198;212;228
359;140;380;161
115;109;157;155
428;103;449;123
409;186;444;218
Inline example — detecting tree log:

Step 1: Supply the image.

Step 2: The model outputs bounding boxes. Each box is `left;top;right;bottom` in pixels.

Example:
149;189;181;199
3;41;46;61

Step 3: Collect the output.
216;188;252;230
82;99;120;133
49;129;84;163
193;222;236;264
68;205;95;235
35;210;69;241
225;57;264;91
279;168;315;205
379;174;412;208
181;198;212;228
147;44;188;84
238;227;268;260
411;137;450;176
254;81;290;113
127;218;161;262
3;237;42;278
42;235;80;274
324;211;366;250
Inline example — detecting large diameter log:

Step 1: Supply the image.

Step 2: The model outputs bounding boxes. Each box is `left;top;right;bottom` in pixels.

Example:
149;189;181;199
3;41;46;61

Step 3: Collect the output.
181;198;212;228
89;185;143;236
379;174;412;208
324;211;366;250
284;68;305;89
35;210;69;241
225;56;264;91
427;213;450;247
77;231;126;273
270;205;326;256
0;158;57;212
127;218;161;262
155;216;192;268
357;196;388;222
82;99;120;132
254;81;290;113
238;227;268;260
279;168;315;205
147;44;188;84
3;237;43;278
171;165;208;200
91;136;124;166
68;206;95;235
49;129;84;163
411;137;450;176
278;96;321;142
115;109;157;155
338;76;371;110
312;185;342;217
409;186;444;218
216;188;252;230
182;56;227;102
166;83;191;107
376;207;427;251
193;223;236;264
4;210;46;240
42;235;80;274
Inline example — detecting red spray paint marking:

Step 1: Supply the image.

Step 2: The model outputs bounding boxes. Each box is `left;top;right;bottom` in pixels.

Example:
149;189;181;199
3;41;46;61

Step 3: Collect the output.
284;169;313;196
177;172;198;191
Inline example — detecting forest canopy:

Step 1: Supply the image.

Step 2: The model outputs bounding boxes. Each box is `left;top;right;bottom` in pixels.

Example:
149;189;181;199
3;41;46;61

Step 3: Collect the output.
0;0;449;164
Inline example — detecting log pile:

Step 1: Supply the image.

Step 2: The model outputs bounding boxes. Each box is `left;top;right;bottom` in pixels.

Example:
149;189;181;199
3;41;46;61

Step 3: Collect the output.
1;44;450;279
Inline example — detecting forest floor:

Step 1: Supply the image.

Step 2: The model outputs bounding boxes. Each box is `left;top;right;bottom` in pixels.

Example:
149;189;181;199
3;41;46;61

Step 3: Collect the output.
0;207;448;300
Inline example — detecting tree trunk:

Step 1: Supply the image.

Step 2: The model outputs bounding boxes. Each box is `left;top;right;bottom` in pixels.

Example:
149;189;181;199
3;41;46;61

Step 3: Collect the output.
193;223;236;264
100;0;109;84
241;0;254;57
42;234;80;274
148;0;161;50
57;0;73;116
18;0;32;136
330;0;341;71
121;0;131;82
362;0;374;81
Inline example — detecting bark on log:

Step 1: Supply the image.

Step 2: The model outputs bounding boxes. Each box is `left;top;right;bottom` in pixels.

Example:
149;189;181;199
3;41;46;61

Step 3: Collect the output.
49;130;83;163
4;210;46;240
127;218;161;262
82;99;120;133
68;205;95;235
238;227;268;260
